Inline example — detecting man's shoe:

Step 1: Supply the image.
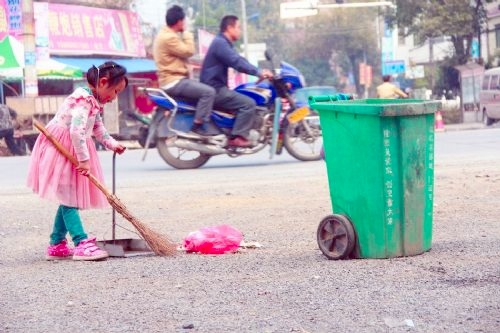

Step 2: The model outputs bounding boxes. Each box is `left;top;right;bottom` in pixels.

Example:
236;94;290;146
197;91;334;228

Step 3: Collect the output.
228;136;253;148
190;122;220;137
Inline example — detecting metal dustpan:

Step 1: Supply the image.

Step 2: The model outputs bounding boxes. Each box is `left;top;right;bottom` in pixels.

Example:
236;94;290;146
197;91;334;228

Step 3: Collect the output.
96;152;154;257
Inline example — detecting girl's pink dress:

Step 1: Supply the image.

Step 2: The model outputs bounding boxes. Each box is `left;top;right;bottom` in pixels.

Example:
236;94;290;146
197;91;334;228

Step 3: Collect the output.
27;87;119;209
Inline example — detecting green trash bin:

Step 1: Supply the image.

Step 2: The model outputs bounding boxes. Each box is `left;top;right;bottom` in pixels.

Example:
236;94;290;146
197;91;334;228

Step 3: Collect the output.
309;96;439;260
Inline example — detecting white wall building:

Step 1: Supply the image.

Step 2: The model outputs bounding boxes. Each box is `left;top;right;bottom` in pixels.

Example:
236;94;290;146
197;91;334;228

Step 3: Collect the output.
403;35;454;66
482;0;500;65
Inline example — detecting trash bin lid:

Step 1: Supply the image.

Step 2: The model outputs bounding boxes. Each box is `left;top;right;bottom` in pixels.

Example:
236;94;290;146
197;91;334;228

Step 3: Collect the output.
309;96;440;117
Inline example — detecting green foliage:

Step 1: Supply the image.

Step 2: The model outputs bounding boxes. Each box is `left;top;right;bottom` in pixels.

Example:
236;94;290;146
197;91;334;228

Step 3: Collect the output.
387;0;489;65
387;0;491;94
165;1;381;93
249;2;379;92
298;58;339;86
435;59;461;94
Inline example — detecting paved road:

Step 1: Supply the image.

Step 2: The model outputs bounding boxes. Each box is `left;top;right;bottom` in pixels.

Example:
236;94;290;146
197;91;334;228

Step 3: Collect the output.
1;128;499;189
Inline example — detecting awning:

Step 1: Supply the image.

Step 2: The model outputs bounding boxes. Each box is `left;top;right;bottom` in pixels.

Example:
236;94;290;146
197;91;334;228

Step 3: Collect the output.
0;36;24;70
51;57;157;74
0;58;83;80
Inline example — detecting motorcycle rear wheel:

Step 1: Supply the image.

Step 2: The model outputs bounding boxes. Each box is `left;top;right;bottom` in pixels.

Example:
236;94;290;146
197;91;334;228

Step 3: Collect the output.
156;138;211;169
283;117;322;161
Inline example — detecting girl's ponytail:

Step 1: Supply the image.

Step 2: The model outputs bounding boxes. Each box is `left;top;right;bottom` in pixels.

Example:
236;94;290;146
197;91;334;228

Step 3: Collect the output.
86;65;100;87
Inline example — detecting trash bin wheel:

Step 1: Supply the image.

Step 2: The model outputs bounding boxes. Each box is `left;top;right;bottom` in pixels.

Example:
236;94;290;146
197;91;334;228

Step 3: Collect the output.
317;214;356;260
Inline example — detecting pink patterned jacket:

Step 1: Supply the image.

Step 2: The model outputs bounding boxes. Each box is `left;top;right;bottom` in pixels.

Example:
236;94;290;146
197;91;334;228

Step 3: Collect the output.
47;87;119;161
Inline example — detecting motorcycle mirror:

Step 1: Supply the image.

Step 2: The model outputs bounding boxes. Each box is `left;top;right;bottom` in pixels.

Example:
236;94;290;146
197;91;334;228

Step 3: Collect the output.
264;49;282;71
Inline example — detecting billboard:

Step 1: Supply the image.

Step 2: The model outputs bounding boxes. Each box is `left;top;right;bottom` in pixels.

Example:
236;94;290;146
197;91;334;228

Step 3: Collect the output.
382;60;405;75
33;2;145;57
0;0;22;40
198;29;215;58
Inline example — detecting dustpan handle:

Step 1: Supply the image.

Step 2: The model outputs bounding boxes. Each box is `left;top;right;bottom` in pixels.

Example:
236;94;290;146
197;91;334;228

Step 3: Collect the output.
34;120;119;242
112;152;116;240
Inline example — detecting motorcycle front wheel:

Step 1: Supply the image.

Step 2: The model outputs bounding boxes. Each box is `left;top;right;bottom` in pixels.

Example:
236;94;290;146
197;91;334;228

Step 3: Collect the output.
283;115;323;161
156;138;211;169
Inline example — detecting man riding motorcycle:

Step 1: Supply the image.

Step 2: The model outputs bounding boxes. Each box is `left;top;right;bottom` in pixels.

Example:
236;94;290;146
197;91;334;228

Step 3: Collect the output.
153;5;218;137
200;15;272;148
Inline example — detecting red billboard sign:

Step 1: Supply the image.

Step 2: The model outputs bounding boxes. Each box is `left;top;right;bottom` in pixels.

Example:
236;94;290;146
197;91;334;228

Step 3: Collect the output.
33;2;145;57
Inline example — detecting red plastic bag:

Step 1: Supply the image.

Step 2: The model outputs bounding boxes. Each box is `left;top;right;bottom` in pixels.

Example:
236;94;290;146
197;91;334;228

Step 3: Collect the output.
183;225;243;254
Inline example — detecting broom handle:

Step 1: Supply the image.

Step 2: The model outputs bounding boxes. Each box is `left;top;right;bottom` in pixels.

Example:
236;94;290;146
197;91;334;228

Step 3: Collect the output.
33;120;112;198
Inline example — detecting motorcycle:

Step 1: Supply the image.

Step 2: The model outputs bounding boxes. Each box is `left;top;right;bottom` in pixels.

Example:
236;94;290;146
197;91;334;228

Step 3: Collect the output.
137;51;323;169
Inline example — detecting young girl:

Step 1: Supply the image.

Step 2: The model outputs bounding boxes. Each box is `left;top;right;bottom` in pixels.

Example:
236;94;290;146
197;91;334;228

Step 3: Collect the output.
27;61;128;261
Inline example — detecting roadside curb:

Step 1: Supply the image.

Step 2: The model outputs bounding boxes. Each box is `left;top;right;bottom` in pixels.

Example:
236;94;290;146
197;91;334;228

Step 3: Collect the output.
440;123;499;132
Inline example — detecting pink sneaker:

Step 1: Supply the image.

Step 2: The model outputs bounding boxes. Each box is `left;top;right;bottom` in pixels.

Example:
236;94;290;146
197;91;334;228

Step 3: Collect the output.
72;238;109;261
46;240;74;260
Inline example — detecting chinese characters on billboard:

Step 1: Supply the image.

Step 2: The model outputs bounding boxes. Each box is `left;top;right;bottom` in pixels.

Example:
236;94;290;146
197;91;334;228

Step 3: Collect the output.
0;0;22;40
34;2;145;57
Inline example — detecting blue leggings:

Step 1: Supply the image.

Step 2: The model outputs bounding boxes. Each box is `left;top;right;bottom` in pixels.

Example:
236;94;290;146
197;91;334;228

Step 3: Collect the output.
49;205;87;246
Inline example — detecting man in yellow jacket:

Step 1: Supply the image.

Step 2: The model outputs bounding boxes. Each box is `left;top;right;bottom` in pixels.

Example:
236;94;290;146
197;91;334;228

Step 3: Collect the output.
376;75;408;99
153;5;217;136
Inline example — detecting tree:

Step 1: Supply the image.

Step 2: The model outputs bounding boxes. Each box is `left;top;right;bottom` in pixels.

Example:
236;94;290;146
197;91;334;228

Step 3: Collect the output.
386;0;494;96
161;1;380;93
387;0;490;65
247;2;380;93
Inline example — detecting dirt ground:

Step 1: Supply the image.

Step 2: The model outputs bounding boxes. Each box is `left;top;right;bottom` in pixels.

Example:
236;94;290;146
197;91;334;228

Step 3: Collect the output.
0;148;499;332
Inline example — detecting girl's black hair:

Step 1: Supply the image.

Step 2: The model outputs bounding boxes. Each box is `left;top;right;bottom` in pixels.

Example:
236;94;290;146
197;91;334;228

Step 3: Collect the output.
87;61;128;88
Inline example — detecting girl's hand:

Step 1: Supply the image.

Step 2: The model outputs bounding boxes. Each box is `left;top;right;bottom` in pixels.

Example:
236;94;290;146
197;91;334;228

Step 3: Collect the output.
114;144;126;155
77;160;91;176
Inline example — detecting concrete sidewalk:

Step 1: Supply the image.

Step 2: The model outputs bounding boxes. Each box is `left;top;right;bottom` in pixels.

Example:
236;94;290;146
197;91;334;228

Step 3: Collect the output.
441;121;499;132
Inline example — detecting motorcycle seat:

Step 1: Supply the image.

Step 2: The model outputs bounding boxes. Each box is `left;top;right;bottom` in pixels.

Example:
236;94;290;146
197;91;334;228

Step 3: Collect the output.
169;95;198;106
169;94;237;114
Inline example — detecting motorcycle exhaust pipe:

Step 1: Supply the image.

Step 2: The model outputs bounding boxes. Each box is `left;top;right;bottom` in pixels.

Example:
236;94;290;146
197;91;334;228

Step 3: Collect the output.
171;138;227;156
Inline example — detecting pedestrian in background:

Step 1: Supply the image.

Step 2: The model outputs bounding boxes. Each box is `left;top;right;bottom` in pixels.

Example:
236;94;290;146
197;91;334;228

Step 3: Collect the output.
27;62;128;261
376;75;408;99
0;104;23;156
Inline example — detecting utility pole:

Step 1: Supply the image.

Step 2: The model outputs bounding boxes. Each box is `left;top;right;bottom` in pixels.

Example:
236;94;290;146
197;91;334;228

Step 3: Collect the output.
241;0;249;58
429;37;434;96
21;0;38;97
202;0;206;29
363;50;368;99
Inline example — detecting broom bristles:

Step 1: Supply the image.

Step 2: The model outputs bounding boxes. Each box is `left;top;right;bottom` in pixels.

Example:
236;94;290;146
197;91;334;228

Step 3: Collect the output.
107;195;177;256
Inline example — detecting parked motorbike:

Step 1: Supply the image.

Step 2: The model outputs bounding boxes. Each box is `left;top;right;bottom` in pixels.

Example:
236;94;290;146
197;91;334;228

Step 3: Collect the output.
137;51;323;169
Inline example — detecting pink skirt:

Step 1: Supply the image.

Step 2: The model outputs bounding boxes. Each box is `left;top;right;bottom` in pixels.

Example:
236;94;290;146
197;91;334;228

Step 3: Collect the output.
27;124;109;210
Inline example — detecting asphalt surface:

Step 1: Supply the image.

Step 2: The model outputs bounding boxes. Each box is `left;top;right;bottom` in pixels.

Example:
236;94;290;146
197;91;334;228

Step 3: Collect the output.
0;128;499;332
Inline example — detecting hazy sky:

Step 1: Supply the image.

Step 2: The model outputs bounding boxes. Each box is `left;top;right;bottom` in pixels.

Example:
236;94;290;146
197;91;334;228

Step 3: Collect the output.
133;0;168;29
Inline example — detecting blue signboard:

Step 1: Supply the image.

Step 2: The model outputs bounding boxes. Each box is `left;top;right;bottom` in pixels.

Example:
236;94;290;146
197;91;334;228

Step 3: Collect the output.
471;38;479;60
382;60;405;75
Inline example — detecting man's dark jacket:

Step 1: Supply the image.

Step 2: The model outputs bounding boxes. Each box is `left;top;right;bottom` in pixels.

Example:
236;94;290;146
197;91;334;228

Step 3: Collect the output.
200;34;260;89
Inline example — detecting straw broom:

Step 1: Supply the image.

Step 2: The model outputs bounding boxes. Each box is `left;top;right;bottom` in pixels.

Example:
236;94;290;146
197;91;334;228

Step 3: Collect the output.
33;120;177;256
